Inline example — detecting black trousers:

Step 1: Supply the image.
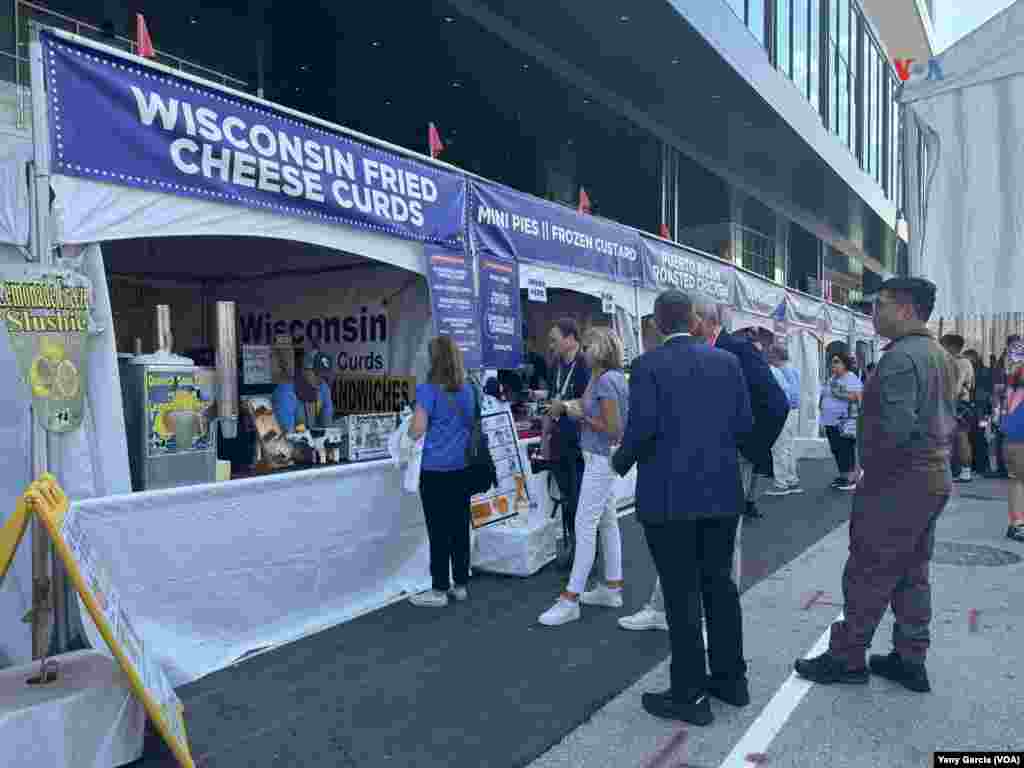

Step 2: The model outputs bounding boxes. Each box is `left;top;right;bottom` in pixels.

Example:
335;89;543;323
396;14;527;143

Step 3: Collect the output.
644;517;745;699
419;468;473;592
551;450;585;539
825;426;857;474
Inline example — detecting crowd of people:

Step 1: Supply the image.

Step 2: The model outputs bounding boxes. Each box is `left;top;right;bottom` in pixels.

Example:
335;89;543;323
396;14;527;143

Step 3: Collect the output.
403;276;1018;726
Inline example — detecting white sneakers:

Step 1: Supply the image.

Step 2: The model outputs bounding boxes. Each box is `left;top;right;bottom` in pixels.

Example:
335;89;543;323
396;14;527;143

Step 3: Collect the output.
539;598;581;626
581;584;624;608
539;584;624;626
409;589;449;608
409;586;469;606
618;607;669;631
765;483;804;496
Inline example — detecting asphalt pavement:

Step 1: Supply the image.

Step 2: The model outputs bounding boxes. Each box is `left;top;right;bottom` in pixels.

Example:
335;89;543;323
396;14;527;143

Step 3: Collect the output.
527;474;1023;768
130;459;854;768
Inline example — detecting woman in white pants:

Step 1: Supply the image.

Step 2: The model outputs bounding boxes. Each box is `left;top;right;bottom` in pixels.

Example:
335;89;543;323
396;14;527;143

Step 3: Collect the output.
539;327;629;626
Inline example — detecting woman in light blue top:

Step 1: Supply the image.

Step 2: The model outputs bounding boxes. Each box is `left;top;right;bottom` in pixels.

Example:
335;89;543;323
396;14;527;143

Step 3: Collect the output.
539;327;630;627
820;351;862;491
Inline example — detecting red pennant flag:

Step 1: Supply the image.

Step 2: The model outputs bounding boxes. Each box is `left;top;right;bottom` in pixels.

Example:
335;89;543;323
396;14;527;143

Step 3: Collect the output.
578;187;591;215
135;13;155;58
659;223;671;239
428;122;445;159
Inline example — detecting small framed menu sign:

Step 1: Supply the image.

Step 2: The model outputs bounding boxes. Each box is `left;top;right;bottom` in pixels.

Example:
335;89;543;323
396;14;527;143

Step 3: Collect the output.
242;345;272;386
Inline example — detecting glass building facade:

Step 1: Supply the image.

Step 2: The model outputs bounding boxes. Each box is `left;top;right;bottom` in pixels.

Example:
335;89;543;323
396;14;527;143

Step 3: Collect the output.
727;0;903;209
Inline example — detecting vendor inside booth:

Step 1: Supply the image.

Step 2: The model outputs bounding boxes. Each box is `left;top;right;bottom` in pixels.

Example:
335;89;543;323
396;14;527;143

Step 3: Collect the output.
103;235;428;490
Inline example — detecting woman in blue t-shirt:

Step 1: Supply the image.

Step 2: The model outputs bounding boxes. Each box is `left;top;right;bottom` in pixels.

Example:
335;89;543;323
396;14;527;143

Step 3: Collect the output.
820;351;862;491
1002;340;1024;542
407;336;476;607
539;327;630;626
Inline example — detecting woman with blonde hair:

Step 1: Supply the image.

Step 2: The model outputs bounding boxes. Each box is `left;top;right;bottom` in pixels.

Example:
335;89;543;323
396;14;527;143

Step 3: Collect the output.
539;326;630;626
407;336;476;607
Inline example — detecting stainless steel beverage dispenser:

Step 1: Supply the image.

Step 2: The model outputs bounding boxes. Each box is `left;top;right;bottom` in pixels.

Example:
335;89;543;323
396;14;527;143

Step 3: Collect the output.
119;305;217;491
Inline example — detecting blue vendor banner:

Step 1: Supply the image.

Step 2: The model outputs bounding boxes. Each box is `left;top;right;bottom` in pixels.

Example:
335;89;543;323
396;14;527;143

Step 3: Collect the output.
479;257;522;370
640;236;734;304
470;181;642;284
42;31;465;247
425;245;482;370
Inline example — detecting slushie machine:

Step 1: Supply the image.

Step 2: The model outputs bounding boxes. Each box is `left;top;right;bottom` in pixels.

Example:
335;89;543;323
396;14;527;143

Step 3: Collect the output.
119;302;239;491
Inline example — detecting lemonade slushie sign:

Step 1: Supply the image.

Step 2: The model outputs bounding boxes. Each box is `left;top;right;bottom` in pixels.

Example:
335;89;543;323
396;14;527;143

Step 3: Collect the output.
0;265;93;432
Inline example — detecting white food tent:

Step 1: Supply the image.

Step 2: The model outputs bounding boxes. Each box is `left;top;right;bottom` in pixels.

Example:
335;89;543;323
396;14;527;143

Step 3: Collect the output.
900;0;1024;319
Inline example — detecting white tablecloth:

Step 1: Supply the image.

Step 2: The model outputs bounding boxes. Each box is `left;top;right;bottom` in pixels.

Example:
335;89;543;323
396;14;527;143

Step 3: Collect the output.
0;650;144;768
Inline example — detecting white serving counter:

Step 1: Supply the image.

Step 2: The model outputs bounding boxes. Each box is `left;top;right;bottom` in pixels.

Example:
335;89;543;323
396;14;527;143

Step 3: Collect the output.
471;436;637;578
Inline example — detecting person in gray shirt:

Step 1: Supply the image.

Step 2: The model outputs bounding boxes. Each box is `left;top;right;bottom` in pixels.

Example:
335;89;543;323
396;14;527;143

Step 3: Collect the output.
539;327;630;626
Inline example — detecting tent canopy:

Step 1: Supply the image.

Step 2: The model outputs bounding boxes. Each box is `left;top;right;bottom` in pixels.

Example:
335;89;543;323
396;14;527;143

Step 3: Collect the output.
901;0;1024;318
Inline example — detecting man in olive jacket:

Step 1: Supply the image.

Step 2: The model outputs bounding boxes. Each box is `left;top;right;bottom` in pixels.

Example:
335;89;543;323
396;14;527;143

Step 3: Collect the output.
795;277;957;693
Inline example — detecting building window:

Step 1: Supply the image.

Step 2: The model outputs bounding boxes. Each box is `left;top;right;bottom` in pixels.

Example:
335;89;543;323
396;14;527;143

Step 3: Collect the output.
739;226;776;280
809;0;821;116
749;0;766;45
793;0;809;98
777;0;792;78
829;0;853;149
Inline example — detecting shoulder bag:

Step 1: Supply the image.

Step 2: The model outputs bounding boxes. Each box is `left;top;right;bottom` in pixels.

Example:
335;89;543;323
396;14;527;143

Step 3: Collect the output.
451;383;499;496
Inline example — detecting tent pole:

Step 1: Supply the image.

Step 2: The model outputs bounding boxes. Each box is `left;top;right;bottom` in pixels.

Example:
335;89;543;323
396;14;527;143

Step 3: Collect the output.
633;280;641;355
28;28;62;662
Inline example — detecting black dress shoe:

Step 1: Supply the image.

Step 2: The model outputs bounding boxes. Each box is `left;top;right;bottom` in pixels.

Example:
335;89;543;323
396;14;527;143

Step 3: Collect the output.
794;652;869;685
744;501;763;519
869;651;931;692
641;690;714;726
706;677;751;707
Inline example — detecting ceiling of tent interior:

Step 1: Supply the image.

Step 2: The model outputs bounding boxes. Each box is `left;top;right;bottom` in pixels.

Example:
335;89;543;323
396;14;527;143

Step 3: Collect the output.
100;236;375;282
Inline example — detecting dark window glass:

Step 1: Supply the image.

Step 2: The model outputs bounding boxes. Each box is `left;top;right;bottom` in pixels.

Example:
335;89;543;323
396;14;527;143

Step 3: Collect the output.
839;62;849;147
809;0;821;113
777;0;792;77
794;0;809;97
750;0;766;46
838;0;849;62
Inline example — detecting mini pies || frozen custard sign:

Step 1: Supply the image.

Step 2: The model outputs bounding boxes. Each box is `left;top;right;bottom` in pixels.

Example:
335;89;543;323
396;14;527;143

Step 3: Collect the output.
0;267;94;432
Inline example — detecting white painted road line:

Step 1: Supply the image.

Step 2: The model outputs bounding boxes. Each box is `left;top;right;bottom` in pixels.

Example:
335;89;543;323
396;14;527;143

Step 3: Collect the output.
718;612;844;768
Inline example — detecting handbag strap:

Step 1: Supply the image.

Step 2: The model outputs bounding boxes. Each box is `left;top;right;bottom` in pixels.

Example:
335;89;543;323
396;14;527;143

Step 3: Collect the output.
447;382;479;429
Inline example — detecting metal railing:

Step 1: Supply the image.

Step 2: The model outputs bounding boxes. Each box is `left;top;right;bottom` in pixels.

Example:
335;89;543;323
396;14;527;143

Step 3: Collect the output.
2;1;250;130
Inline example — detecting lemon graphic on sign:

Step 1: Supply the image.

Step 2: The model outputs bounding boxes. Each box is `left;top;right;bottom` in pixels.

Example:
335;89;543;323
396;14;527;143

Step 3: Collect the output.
53;359;80;399
28;336;69;398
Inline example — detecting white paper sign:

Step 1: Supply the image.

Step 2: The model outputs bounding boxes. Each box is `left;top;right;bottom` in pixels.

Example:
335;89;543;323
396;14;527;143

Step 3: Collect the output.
602;292;615;314
527;277;548;303
242;345;272;385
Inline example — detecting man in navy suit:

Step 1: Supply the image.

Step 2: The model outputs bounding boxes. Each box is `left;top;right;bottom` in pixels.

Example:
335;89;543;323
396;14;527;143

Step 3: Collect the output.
703;308;790;519
613;290;753;726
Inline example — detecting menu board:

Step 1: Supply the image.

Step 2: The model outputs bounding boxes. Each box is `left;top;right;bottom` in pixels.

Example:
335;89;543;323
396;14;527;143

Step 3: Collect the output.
425;244;482;369
25;477;195;768
145;370;214;457
242;345;273;386
471;410;529;529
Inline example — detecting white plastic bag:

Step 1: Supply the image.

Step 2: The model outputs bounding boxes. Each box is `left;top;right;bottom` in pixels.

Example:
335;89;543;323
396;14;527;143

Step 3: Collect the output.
388;414;423;493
